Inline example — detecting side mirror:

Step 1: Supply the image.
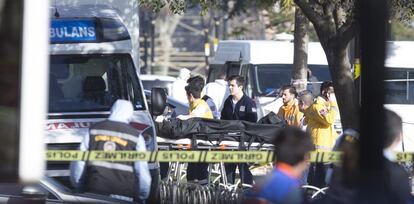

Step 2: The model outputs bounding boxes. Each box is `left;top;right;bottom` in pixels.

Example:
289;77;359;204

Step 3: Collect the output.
151;87;167;116
21;186;46;204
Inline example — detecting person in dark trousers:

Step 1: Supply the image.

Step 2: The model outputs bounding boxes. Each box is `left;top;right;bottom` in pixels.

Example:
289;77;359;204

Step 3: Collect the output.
70;99;151;203
321;109;412;204
244;127;314;204
304;81;338;188
177;76;213;185
381;109;412;204
159;76;216;181
221;75;258;185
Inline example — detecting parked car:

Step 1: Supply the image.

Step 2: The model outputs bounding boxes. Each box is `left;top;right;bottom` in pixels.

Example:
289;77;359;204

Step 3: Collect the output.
140;74;175;96
0;177;137;203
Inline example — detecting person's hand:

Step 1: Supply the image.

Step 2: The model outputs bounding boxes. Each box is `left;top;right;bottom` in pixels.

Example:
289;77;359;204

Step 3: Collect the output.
176;115;189;120
155;115;165;122
328;93;337;103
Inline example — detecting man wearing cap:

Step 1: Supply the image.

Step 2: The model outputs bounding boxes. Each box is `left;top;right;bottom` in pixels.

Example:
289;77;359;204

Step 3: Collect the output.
70;99;151;203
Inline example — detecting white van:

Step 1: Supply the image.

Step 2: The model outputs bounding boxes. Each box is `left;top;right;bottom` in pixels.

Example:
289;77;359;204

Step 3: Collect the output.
47;4;158;171
208;40;332;119
383;41;414;151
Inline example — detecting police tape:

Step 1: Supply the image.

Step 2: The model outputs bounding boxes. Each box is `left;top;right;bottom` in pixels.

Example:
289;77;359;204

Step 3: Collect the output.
45;150;414;163
46;150;274;163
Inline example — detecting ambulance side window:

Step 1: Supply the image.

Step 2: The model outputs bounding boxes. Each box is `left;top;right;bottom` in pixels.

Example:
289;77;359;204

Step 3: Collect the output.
125;60;145;109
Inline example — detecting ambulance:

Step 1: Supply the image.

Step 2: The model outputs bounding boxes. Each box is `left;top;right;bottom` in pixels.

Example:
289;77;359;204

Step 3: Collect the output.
46;2;159;175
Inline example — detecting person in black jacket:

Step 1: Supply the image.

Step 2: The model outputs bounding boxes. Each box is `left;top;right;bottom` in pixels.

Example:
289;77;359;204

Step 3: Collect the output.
221;75;257;123
321;109;412;204
221;75;257;185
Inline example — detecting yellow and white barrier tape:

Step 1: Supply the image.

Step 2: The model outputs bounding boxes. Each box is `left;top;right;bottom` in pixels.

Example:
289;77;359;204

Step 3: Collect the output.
46;150;414;163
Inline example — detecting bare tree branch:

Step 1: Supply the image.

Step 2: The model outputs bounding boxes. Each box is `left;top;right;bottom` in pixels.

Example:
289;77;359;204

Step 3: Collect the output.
323;1;335;18
333;8;340;30
338;20;355;47
294;0;324;28
310;0;323;7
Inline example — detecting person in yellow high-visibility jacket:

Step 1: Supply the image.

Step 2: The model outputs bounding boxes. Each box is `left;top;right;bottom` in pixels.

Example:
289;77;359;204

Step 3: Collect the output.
304;81;338;151
176;76;213;185
303;81;338;188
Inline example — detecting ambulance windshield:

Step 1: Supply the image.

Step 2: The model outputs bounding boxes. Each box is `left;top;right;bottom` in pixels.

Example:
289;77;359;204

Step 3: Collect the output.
48;54;145;113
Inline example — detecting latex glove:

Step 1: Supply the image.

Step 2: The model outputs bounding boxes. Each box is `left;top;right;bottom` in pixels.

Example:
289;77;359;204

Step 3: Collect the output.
155;115;165;123
176;115;190;120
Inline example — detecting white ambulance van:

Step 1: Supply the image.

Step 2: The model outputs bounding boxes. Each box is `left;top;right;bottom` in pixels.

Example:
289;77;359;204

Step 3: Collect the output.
208;40;331;119
46;3;159;173
383;41;414;151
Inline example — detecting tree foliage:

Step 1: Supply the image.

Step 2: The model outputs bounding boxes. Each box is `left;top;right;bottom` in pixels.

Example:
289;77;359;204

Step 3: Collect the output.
138;0;281;17
138;0;216;15
390;0;414;24
139;0;413;28
140;0;414;130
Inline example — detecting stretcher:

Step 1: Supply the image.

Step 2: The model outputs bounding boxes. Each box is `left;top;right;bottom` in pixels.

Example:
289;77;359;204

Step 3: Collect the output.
156;117;285;147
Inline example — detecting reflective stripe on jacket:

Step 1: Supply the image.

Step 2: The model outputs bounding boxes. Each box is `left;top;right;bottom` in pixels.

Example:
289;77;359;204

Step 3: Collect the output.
277;99;303;127
304;96;338;150
86;120;139;199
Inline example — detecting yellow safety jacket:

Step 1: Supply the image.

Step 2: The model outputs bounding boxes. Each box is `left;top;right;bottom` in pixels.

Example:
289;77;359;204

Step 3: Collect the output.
189;99;213;119
304;96;338;151
277;99;303;127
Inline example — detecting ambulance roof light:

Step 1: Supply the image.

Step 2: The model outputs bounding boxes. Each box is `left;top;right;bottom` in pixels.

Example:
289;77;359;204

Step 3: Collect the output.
50;18;130;44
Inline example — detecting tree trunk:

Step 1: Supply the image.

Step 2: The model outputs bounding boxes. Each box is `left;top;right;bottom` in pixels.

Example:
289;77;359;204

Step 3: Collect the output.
156;10;181;75
325;44;359;130
292;7;309;92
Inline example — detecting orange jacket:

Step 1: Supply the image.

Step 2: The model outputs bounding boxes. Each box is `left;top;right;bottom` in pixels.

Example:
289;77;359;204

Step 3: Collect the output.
277;99;303;127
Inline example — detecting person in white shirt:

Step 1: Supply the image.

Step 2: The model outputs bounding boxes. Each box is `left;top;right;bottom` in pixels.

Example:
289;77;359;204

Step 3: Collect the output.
203;72;229;116
171;68;191;104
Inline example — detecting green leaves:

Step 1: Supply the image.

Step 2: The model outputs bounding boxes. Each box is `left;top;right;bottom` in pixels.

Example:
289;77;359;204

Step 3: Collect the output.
280;0;294;11
138;0;219;15
138;0;167;13
390;0;414;24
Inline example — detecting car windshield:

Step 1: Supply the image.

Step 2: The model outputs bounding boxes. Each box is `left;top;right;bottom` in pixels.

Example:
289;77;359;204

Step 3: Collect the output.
253;64;331;96
49;54;145;112
384;68;414;104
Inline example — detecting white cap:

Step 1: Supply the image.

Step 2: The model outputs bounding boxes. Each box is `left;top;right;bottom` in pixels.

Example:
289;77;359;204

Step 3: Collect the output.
108;99;134;124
